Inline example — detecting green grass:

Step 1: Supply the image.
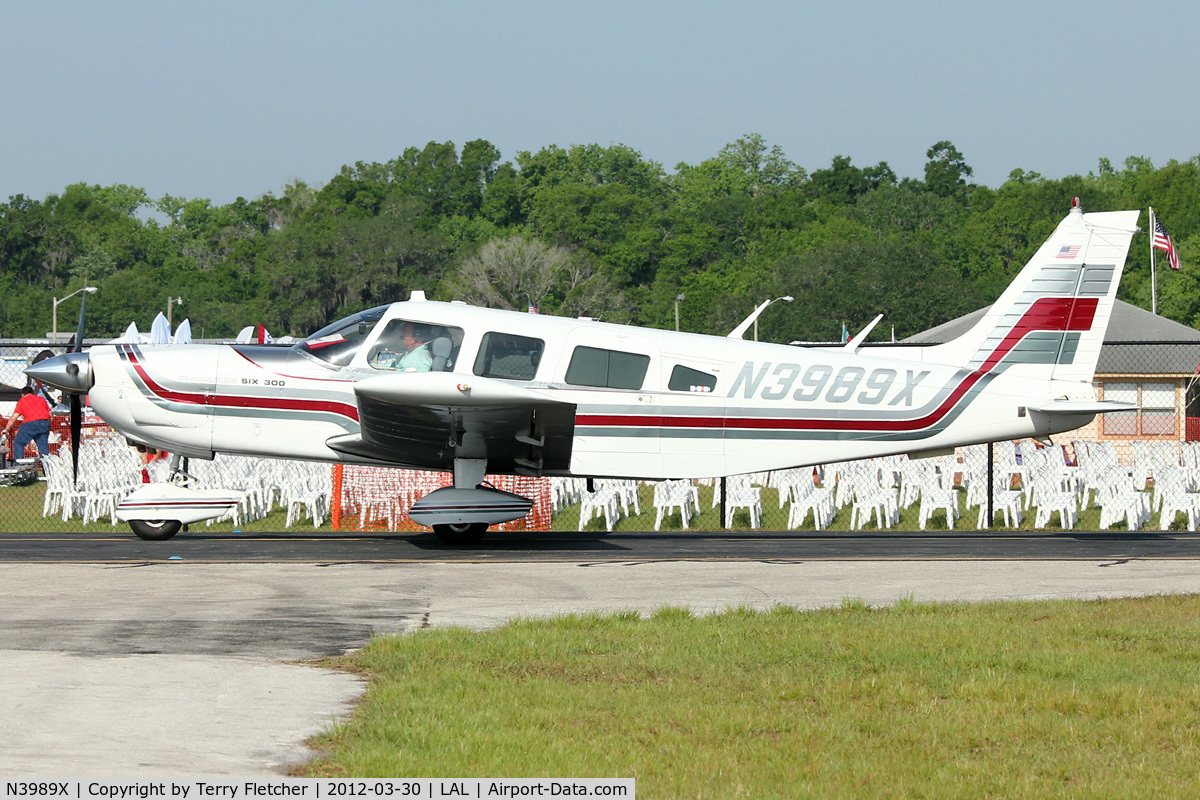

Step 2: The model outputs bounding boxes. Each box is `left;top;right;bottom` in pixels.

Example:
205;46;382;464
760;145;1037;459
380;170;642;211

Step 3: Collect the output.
301;597;1200;797
0;479;1183;533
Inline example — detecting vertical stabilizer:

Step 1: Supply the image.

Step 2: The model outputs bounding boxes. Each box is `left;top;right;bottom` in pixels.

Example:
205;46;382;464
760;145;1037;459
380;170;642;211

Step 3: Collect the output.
929;204;1140;383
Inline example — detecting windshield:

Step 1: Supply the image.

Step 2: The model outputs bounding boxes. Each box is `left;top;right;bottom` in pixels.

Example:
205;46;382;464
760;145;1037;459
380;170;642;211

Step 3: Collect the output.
295;305;389;367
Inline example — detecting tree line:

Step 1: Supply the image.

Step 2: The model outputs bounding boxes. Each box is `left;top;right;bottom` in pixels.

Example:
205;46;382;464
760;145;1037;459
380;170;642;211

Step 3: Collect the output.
1;136;1197;344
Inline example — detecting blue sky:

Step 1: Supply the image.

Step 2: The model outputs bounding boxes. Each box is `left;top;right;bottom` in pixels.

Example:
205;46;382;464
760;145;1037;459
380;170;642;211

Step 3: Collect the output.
3;1;1197;206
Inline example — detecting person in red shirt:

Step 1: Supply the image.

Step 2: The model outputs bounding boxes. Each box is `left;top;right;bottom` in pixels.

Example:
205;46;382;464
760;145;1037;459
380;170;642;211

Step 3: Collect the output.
4;385;52;461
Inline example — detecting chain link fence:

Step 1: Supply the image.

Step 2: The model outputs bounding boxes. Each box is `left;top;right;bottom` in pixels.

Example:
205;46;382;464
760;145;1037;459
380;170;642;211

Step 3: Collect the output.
3;340;1200;535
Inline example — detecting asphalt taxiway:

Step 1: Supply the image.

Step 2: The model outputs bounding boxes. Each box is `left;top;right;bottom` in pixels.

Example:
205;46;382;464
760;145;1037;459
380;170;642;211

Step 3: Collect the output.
5;527;1200;562
2;530;1199;777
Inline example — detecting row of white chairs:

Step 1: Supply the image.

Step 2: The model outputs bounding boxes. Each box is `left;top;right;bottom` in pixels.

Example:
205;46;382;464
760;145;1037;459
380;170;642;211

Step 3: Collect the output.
37;435;1199;533
42;441;143;525
39;436;333;528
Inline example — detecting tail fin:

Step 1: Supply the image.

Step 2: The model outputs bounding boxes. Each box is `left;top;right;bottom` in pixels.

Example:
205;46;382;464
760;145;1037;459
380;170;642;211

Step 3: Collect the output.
930;204;1140;383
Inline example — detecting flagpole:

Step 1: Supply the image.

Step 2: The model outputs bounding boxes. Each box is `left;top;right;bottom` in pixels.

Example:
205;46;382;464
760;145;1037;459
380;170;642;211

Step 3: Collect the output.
1150;206;1158;315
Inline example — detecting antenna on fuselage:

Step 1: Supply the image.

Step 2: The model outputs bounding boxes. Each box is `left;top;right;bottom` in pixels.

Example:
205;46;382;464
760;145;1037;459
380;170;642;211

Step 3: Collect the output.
843;314;884;353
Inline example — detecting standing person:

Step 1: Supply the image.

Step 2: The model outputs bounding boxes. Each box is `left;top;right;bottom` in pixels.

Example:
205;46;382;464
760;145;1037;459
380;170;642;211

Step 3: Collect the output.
3;385;52;461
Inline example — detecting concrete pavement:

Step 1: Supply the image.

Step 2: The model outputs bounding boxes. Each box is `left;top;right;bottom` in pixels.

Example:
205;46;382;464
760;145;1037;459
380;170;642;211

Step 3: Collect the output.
2;558;1199;776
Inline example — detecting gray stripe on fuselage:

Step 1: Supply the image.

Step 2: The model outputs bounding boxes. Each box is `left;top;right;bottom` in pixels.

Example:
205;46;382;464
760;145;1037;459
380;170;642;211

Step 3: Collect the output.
121;347;359;432
127;344;357;407
577;369;971;424
580;375;996;442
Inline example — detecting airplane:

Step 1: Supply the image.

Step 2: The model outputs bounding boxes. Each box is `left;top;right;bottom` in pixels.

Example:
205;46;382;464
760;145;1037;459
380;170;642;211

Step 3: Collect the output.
27;200;1141;543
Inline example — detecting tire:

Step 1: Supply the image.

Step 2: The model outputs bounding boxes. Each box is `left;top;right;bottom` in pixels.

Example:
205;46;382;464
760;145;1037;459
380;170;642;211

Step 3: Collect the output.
129;519;182;541
432;522;488;544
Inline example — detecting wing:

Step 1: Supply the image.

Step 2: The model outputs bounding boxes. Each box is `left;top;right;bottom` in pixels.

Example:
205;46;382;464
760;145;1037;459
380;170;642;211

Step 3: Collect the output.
325;371;576;475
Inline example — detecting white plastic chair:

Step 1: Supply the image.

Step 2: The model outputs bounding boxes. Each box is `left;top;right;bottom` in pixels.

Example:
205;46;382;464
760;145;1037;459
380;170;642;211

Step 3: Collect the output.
975;479;1024;529
285;463;331;528
787;482;836;530
41;453;70;518
1097;484;1150;531
1160;491;1200;531
579;485;621;531
724;476;762;529
1028;465;1081;530
918;486;958;530
653;480;699;530
850;483;898;531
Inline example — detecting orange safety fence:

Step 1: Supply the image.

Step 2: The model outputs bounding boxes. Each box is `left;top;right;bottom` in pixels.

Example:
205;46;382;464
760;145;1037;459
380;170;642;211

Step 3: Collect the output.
331;464;552;532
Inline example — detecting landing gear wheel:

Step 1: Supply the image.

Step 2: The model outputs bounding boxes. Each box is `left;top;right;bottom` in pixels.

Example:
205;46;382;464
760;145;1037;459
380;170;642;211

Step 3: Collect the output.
432;522;488;544
129;519;182;541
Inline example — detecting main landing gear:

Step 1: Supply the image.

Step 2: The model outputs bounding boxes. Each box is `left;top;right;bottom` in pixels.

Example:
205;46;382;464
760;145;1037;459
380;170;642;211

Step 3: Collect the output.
411;458;533;545
431;522;489;544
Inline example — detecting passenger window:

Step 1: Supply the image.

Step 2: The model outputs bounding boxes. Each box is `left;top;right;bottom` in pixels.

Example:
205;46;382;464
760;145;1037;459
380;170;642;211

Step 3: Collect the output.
473;332;544;381
566;346;650;390
669;365;717;393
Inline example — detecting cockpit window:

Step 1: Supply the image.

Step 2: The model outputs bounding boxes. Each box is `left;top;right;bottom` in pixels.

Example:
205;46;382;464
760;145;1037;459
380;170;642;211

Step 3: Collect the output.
295;305;388;367
368;320;465;373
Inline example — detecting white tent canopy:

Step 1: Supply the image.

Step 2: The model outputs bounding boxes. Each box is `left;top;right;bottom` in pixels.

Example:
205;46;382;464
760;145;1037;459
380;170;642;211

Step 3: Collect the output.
111;321;142;344
149;313;171;345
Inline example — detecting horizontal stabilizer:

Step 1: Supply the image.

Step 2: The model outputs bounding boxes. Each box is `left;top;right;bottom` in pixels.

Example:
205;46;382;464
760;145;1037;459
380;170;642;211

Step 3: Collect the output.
1028;400;1138;415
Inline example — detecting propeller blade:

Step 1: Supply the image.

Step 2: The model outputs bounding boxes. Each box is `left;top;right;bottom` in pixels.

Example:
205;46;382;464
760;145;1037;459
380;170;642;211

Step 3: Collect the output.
73;290;87;354
70;288;87;485
70;394;82;487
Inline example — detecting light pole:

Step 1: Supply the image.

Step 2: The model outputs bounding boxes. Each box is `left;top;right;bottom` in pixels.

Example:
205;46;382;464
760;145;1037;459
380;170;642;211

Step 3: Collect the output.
674;293;685;331
167;296;183;328
51;286;98;346
754;295;793;341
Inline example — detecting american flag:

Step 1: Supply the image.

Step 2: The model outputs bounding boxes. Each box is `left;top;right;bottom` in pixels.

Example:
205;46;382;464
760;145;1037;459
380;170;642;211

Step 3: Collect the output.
1153;217;1181;271
527;303;538;314
1056;245;1081;259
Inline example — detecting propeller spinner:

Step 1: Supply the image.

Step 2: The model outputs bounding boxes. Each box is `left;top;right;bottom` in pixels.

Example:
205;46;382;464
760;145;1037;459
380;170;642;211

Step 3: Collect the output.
24;292;93;484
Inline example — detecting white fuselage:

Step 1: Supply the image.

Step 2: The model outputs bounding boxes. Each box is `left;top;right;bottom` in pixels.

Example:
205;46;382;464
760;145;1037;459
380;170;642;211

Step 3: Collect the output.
85;299;1093;480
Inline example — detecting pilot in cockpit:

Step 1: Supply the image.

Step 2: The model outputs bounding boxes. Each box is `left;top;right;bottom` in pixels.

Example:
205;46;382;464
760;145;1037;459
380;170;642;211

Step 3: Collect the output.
368;319;441;372
394;322;434;372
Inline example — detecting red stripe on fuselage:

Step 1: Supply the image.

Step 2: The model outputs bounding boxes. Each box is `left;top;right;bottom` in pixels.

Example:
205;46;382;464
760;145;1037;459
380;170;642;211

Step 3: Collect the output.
577;369;985;433
578;296;1097;433
123;346;359;422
